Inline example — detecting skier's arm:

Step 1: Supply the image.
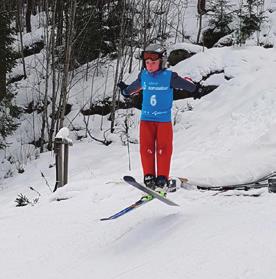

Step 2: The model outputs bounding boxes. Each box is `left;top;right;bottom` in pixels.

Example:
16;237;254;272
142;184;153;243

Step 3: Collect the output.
171;72;203;99
117;73;142;98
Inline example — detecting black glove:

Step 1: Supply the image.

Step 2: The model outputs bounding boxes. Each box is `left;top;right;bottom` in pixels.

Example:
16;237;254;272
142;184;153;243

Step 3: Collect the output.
117;81;128;91
117;81;130;98
193;84;204;100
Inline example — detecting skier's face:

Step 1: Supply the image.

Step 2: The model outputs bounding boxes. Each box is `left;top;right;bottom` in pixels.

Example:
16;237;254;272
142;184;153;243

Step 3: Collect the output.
145;59;161;73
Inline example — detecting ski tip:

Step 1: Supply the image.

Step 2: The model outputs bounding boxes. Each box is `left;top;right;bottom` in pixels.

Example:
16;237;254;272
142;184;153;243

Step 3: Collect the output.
100;217;114;221
123;175;135;182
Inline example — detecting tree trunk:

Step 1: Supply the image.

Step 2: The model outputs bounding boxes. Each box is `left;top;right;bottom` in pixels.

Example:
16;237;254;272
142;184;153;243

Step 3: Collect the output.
142;0;150;48
110;0;127;133
56;0;64;46
196;13;203;44
40;0;51;153
58;0;77;130
0;4;7;102
197;0;207;15
47;0;58;151
17;0;27;79
26;0;33;33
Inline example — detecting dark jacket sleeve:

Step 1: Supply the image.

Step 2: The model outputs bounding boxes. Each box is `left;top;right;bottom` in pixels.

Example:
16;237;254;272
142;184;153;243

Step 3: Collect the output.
170;72;197;96
125;72;143;96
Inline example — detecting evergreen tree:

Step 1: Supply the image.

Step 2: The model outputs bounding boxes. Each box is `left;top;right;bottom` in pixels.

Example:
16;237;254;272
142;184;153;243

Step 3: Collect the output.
236;0;266;44
203;0;234;47
0;2;19;149
73;0;133;65
0;94;20;149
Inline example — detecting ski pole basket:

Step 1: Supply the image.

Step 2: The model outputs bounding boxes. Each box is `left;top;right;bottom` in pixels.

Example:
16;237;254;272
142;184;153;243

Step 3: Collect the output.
53;127;73;191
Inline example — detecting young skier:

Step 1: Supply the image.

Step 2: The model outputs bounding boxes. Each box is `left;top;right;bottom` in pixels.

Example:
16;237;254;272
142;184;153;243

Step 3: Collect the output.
117;44;203;193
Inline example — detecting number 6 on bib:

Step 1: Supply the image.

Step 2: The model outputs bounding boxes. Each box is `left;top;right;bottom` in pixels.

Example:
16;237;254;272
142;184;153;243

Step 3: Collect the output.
150;95;157;106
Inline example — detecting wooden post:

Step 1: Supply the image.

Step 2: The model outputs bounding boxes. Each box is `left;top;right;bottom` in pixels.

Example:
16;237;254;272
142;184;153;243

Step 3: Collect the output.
64;143;69;185
54;138;64;190
53;128;73;192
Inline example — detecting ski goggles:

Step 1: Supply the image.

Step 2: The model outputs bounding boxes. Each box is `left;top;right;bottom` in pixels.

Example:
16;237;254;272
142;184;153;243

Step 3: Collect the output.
142;51;161;61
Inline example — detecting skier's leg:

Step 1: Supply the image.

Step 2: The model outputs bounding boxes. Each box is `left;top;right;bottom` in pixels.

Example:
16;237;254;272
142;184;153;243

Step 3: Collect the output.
156;122;173;180
140;121;157;178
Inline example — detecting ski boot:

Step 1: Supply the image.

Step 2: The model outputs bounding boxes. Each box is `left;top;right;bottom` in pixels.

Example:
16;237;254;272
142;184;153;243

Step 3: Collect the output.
155;176;169;197
144;174;156;190
167;179;177;192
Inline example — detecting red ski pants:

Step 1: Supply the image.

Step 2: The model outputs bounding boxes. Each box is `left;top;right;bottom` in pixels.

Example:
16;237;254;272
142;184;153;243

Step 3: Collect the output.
139;120;173;178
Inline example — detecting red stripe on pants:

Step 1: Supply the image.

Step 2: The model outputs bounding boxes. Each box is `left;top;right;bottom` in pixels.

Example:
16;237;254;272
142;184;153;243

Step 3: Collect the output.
139;120;173;178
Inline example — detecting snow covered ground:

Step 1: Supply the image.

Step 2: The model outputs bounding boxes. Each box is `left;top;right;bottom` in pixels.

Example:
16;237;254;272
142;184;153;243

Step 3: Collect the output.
1;45;276;278
1;139;276;279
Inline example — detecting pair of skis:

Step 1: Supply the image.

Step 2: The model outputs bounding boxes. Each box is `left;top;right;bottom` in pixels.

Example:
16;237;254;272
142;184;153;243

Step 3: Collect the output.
100;176;179;221
100;172;276;221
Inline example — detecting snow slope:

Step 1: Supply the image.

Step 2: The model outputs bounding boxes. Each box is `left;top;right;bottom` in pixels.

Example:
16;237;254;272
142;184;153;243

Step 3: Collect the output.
1;141;276;279
172;46;276;184
1;46;276;279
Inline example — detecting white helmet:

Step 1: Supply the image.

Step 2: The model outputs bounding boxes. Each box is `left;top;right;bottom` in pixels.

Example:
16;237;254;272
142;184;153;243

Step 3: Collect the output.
142;44;167;69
